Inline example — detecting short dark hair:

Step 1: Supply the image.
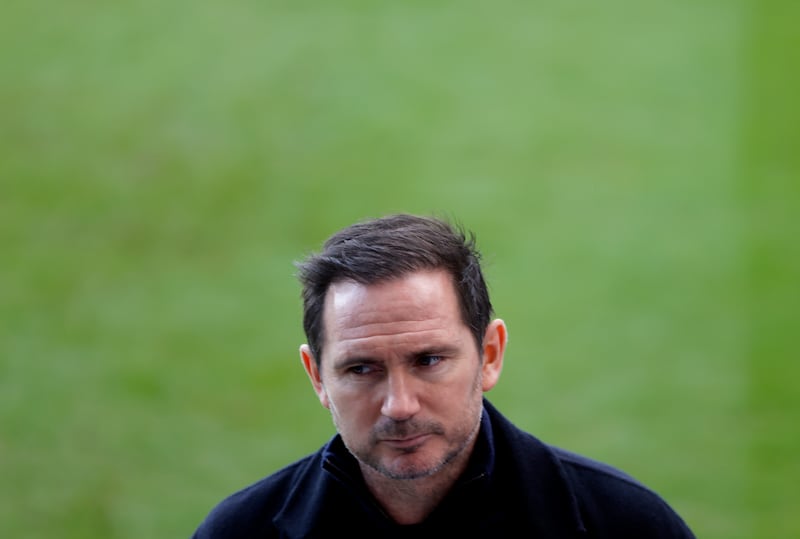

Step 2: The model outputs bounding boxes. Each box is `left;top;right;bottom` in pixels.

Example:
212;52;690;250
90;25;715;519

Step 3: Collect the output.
295;213;493;366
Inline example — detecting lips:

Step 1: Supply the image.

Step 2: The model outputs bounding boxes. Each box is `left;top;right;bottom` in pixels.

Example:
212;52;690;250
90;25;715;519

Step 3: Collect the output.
382;433;430;449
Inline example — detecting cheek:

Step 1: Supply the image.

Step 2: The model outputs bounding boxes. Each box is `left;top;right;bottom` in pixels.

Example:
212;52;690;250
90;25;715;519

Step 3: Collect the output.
329;397;378;440
327;386;373;421
455;362;485;393
328;384;390;429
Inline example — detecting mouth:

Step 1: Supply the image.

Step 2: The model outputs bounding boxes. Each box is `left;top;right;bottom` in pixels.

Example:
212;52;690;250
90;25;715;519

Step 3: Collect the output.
381;433;431;449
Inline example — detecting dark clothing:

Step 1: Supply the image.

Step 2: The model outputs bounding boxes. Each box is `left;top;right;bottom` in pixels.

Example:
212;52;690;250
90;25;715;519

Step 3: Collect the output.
192;399;695;538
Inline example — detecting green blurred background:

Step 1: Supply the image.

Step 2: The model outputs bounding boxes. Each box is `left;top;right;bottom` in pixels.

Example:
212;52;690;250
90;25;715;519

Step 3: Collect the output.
2;1;798;537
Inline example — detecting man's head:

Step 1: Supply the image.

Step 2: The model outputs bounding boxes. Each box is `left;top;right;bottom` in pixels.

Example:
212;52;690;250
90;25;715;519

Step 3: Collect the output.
295;213;493;366
295;214;507;493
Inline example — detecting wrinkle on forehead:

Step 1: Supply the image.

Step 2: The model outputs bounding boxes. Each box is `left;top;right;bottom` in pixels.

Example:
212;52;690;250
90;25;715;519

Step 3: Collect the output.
329;311;457;356
326;271;457;321
322;270;465;356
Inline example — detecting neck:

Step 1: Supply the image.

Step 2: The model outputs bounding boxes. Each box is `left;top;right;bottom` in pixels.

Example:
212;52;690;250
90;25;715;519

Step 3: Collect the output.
362;467;460;524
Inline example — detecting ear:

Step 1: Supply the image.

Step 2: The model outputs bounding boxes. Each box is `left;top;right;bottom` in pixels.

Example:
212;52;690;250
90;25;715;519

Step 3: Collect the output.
300;344;330;409
480;319;507;392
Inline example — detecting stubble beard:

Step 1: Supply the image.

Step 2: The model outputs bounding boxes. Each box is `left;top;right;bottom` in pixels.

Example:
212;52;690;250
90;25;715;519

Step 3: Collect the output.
365;413;482;481
331;374;485;481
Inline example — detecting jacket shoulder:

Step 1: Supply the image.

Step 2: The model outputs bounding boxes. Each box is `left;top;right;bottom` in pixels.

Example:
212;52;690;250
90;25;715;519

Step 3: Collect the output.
483;401;694;538
191;453;320;539
552;446;696;538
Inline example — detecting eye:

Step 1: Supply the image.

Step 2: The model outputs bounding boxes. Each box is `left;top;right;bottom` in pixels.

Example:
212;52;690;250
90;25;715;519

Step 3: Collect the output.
418;355;443;367
347;364;375;376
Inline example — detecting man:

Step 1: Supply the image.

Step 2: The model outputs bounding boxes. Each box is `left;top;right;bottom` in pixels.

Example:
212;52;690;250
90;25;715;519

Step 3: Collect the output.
192;213;696;538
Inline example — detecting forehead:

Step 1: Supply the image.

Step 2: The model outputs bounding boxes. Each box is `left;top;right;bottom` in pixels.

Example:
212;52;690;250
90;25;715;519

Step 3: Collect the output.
322;270;464;350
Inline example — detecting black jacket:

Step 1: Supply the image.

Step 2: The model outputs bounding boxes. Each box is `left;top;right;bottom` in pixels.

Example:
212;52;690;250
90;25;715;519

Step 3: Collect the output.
192;399;695;538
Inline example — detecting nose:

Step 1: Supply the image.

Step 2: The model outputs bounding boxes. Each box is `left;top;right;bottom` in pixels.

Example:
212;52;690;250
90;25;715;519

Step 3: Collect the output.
380;371;421;421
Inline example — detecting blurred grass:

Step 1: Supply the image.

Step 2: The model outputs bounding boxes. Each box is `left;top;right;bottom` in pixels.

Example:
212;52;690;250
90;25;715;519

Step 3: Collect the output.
740;0;800;535
1;1;797;538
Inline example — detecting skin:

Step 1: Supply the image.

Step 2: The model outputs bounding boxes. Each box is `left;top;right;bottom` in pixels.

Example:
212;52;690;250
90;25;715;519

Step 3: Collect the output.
300;269;507;524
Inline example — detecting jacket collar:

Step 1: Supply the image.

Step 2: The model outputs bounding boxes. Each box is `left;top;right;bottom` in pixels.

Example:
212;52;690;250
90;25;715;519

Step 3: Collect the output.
272;399;584;537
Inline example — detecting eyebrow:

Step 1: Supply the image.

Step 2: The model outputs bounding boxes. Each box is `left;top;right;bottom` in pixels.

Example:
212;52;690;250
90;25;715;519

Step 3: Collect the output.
411;345;460;358
331;356;380;372
333;345;461;370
